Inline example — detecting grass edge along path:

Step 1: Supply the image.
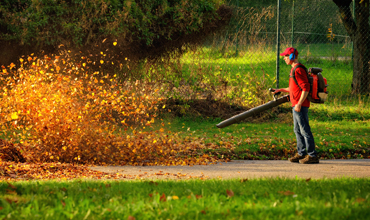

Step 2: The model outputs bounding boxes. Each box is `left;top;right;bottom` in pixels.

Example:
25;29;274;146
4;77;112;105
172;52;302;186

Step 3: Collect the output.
1;178;369;219
163;113;370;161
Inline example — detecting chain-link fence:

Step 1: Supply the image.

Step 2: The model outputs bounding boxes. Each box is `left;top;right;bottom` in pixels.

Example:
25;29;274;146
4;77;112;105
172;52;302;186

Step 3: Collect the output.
185;0;369;98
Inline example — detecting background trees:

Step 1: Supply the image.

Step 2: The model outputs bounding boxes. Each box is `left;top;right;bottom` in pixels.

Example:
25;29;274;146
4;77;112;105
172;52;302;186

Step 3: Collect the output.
333;0;370;94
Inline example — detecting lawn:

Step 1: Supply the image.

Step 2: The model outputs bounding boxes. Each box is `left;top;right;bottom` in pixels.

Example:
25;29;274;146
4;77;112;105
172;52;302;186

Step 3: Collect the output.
160;107;370;160
1;178;370;219
178;43;354;97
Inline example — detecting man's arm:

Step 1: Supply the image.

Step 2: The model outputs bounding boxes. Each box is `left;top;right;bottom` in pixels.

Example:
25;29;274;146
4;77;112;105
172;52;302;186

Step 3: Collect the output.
294;91;309;112
293;67;310;112
274;87;290;93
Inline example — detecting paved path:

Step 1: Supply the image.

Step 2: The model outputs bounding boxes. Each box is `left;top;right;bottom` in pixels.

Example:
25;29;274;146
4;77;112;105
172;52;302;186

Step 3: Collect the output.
90;159;370;180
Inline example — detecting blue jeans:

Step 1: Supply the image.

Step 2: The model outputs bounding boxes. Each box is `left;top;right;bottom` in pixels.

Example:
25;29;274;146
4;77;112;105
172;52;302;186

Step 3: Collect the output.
292;106;317;157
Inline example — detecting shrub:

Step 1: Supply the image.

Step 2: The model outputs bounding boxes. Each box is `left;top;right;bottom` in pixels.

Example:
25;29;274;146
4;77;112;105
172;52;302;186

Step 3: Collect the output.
0;0;232;66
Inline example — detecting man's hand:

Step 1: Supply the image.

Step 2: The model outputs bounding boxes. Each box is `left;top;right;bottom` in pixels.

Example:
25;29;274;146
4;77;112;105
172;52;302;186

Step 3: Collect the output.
294;103;302;112
295;91;309;112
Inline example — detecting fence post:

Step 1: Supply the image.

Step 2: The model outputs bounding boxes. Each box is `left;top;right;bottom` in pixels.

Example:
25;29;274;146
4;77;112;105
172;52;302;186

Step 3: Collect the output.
276;0;281;88
291;0;295;47
235;0;239;57
352;1;355;62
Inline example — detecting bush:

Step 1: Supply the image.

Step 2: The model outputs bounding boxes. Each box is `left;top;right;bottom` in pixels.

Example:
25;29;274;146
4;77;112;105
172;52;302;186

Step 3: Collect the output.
0;0;232;66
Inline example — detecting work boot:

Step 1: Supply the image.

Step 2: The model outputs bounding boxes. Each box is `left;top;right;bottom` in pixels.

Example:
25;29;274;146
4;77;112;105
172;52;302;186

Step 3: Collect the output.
299;155;320;164
288;153;306;163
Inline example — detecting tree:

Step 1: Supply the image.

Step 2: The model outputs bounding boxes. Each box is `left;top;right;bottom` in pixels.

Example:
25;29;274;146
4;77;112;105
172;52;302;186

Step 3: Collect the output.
333;0;369;94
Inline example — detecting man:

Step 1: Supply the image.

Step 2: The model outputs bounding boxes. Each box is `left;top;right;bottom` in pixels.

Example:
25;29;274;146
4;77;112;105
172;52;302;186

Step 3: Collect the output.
274;47;319;164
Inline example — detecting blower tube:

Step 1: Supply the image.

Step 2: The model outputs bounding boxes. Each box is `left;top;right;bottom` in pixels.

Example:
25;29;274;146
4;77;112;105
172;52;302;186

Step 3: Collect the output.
216;95;289;128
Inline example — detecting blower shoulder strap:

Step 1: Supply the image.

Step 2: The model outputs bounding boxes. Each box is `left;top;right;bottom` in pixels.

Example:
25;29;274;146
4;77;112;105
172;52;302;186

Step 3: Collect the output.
290;64;308;91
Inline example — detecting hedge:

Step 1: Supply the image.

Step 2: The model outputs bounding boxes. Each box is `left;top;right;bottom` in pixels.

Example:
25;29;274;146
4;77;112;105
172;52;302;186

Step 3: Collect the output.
0;0;231;65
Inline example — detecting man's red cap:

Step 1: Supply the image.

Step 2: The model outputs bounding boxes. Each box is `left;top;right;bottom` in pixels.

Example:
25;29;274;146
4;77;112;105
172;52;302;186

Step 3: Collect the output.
280;47;298;56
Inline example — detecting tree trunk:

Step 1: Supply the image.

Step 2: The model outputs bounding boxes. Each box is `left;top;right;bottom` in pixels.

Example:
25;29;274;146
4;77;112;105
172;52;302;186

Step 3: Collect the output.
333;0;370;94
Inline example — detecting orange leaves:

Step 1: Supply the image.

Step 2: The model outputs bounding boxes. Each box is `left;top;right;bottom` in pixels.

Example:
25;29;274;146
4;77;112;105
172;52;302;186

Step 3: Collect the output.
10;112;19;120
0;51;232;170
0;53;158;165
0;161;128;181
9;63;16;69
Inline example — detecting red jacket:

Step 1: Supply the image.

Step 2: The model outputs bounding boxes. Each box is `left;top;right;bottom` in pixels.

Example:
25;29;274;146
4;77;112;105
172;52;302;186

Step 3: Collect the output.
289;64;310;107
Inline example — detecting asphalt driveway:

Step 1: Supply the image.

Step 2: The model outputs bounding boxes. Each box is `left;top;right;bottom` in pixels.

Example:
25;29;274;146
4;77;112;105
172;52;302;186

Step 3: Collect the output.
90;159;370;180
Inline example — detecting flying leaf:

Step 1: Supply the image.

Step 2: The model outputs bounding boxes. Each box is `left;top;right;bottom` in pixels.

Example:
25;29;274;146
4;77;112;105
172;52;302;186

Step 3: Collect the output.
9;63;15;69
11;112;19;120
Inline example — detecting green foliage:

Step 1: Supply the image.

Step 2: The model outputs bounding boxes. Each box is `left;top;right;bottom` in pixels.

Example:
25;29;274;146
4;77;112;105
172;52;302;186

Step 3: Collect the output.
0;0;225;48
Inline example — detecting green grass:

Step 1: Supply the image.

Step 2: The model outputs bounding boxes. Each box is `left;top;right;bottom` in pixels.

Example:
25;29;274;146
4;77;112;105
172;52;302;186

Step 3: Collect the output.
178;44;354;96
156;94;370;160
1;178;370;219
297;43;352;58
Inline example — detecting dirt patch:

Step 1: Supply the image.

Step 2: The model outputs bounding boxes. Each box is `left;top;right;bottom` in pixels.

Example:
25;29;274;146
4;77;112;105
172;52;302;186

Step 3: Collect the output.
160;98;291;121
